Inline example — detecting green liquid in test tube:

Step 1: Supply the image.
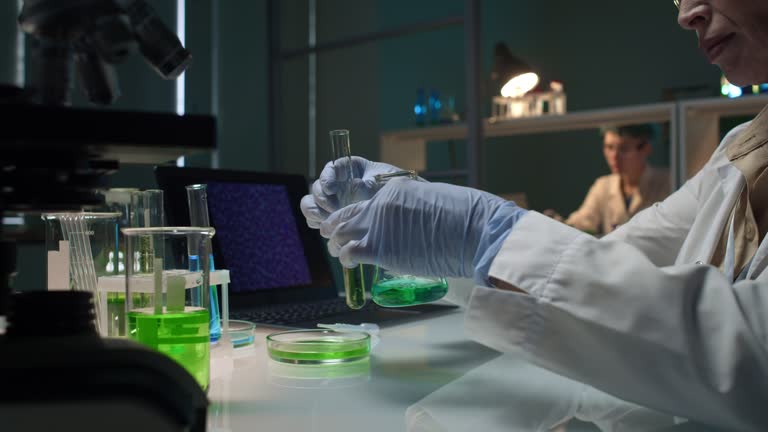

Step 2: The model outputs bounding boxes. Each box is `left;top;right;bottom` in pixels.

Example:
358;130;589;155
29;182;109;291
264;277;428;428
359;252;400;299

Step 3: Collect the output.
330;129;366;310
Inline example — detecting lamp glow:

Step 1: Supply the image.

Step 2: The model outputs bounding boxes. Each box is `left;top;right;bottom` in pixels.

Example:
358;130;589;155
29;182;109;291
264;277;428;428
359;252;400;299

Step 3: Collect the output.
500;72;539;98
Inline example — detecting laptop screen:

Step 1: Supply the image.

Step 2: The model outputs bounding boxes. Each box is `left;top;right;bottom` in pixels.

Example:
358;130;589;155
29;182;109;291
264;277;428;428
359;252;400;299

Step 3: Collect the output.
155;166;336;306
206;181;312;291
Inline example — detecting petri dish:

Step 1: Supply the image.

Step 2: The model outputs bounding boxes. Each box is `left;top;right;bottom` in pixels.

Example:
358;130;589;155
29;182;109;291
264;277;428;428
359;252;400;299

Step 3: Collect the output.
266;329;371;364
228;319;256;349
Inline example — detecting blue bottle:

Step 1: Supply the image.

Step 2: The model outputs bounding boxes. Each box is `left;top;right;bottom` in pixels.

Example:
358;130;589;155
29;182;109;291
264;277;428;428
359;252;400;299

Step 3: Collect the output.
414;88;427;126
428;89;442;125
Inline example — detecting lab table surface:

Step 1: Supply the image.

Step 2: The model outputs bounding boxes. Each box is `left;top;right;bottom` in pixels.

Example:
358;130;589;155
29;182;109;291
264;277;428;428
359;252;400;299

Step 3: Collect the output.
207;310;727;432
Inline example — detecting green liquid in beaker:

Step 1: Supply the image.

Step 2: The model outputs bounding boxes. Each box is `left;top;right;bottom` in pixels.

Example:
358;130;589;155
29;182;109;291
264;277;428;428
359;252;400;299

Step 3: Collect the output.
372;277;449;307
128;308;210;390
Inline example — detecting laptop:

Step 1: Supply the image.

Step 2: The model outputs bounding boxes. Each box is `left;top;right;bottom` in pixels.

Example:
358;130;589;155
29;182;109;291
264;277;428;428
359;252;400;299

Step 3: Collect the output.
155;166;457;328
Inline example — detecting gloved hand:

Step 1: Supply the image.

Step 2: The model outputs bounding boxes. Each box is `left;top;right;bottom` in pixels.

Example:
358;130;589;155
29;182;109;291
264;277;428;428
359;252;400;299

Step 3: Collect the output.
319;178;526;280
300;156;404;229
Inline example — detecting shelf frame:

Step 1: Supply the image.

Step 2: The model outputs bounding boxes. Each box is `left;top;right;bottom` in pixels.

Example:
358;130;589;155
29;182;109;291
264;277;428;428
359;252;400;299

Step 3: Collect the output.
381;101;679;188
677;94;768;183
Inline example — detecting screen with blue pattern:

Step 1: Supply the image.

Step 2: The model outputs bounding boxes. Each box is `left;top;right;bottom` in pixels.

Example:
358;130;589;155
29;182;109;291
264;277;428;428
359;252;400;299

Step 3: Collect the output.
206;182;313;292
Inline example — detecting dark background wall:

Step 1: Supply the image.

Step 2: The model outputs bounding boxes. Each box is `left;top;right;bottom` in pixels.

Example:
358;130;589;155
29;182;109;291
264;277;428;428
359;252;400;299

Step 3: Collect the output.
1;0;721;291
278;0;719;212
375;0;717;212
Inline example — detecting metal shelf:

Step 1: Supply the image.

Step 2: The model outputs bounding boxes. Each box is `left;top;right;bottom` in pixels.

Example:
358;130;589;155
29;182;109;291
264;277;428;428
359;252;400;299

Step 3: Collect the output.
381;102;675;145
381;96;768;190
380;101;677;187
681;94;768;116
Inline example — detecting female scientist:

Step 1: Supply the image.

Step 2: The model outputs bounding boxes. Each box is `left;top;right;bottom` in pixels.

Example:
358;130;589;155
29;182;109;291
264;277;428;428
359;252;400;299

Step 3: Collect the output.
301;1;768;430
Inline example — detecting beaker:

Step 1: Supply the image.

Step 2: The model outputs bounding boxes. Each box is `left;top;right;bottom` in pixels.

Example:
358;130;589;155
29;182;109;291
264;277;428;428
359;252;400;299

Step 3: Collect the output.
186;184;222;343
41;212;121;336
123;227;215;391
369;170;449;307
330;129;366;309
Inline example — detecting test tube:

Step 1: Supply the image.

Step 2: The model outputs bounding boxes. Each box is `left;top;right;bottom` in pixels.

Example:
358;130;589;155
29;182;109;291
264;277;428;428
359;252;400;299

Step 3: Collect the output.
330;129;366;310
186;184;223;344
130;190;164;274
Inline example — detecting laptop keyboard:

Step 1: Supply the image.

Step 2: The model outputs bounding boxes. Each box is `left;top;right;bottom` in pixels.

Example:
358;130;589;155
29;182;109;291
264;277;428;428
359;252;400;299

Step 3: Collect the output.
231;297;381;326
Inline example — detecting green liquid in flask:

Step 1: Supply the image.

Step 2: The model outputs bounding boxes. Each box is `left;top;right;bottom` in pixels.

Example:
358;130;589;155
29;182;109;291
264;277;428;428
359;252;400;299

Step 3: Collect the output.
128;308;210;390
372;277;448;307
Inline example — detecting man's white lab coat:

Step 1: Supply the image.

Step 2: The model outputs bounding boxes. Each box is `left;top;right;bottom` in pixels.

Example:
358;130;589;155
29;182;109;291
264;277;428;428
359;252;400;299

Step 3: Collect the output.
463;114;768;431
565;165;670;235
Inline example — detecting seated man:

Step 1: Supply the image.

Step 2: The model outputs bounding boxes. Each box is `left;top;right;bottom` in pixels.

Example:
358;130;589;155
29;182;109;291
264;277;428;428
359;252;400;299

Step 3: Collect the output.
549;124;670;235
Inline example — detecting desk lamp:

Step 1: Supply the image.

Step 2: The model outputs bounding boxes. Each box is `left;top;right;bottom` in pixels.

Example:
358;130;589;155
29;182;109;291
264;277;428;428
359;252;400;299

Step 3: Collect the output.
491;42;539;98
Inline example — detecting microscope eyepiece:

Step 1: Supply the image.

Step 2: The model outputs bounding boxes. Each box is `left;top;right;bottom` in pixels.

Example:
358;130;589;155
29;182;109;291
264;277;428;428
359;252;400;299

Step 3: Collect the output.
126;0;192;80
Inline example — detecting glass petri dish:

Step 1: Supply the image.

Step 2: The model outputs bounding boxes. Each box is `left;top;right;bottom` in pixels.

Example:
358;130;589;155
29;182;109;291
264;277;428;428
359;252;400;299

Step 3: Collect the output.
227;319;256;349
266;329;371;364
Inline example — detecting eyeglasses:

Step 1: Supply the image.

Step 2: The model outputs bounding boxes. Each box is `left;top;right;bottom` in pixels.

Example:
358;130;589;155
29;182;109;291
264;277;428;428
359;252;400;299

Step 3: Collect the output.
604;142;647;156
673;0;680;8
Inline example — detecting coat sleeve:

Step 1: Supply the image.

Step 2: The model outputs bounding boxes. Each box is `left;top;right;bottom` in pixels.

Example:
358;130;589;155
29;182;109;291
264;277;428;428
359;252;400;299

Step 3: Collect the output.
464;211;768;431
565;178;605;234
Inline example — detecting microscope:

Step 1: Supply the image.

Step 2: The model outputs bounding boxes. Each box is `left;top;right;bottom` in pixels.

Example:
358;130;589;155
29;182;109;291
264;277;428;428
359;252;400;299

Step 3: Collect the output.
0;2;214;431
18;0;191;105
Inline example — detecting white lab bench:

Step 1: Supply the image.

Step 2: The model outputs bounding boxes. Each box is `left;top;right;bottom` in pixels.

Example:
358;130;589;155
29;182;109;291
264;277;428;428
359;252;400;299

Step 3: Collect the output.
205;310;724;432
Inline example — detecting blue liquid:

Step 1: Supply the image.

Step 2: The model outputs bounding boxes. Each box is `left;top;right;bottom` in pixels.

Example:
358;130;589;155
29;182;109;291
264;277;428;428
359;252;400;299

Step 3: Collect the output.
189;254;222;343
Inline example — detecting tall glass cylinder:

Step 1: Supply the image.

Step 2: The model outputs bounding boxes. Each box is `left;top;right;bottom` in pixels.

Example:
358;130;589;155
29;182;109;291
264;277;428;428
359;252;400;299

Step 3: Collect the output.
130;189;165;228
330;129;366;309
129;189;164;276
185;184;222;343
99;188;138;336
123;227;215;390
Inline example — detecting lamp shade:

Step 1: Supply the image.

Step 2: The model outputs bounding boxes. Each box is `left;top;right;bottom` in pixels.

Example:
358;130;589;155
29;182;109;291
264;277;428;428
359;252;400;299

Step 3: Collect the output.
491;42;539;97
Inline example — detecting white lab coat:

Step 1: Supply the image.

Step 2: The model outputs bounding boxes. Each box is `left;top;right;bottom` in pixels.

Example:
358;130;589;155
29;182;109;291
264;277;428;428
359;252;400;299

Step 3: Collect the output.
565;165;671;235
462;117;768;431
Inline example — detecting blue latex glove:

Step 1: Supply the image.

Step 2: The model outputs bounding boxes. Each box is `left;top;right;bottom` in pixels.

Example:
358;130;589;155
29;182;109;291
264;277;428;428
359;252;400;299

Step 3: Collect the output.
319;178;526;280
300;156;404;229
